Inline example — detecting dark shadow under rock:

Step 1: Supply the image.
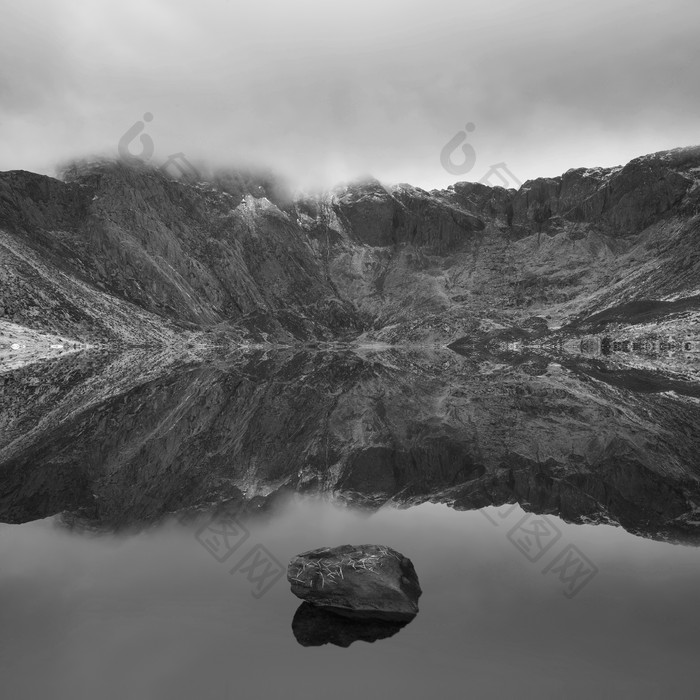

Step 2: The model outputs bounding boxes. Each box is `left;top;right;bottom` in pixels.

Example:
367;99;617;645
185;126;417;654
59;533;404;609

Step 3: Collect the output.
291;602;411;647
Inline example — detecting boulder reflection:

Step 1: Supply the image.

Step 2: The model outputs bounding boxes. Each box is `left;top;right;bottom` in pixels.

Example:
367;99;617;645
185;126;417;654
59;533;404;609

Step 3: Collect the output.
291;602;413;647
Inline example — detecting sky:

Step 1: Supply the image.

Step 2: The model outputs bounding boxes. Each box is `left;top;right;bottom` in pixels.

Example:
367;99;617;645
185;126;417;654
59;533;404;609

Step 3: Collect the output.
1;0;699;191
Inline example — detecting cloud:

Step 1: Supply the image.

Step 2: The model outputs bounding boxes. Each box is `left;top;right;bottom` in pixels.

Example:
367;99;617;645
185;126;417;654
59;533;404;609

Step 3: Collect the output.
1;0;699;190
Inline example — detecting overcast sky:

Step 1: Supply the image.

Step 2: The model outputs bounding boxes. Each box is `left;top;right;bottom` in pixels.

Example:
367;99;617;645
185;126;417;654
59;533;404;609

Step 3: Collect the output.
1;0;699;191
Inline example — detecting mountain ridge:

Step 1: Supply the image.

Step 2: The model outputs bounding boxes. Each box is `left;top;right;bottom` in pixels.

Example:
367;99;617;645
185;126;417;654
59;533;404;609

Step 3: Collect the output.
1;146;700;350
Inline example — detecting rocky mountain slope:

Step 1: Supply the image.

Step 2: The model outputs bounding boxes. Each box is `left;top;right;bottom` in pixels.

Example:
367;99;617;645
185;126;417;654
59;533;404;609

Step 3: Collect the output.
2;148;700;541
2;147;700;348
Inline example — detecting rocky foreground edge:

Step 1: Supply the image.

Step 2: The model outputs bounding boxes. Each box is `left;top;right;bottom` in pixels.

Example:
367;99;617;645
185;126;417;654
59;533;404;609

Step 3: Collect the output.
287;544;422;622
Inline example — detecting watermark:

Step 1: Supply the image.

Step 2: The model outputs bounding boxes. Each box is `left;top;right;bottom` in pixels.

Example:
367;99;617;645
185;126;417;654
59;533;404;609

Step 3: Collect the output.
138;494;285;599
194;514;285;598
480;504;599;598
506;512;562;562
118;112;155;163
440;122;477;176
478;162;522;189
542;543;599;599
117;113;200;182
440;122;522;188
159;152;201;182
230;543;285;599
194;517;249;562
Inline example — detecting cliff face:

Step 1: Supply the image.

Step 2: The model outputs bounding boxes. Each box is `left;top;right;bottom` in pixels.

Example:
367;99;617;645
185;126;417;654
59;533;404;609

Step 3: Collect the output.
0;164;364;344
2;146;699;347
2;148;700;539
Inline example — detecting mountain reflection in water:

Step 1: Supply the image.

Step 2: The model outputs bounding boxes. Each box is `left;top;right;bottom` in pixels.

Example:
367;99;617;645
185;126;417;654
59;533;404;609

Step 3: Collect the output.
2;346;700;697
1;346;699;543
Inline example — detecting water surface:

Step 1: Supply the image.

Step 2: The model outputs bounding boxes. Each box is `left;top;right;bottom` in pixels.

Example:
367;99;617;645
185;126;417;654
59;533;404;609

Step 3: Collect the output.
1;498;699;699
1;347;700;698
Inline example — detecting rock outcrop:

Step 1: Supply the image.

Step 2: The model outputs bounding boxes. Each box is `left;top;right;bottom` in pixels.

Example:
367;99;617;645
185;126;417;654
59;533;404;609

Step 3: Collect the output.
287;544;422;621
2;148;700;543
2;146;700;346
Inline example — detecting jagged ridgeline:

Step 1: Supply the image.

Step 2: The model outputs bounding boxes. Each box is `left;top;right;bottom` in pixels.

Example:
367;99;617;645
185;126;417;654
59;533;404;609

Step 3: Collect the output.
1;146;700;347
3;149;700;541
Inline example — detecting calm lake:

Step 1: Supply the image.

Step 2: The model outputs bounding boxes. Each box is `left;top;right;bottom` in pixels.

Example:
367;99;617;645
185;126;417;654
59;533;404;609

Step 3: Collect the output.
2;347;700;698
1;497;700;699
